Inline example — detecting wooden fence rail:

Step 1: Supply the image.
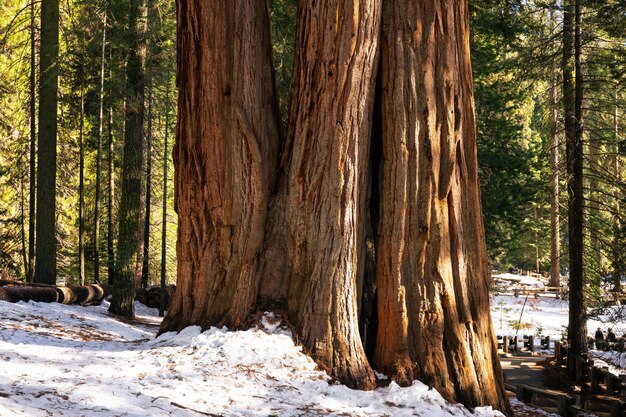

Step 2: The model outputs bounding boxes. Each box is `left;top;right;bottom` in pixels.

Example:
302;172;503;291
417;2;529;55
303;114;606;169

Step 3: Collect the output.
514;341;626;416
497;334;552;354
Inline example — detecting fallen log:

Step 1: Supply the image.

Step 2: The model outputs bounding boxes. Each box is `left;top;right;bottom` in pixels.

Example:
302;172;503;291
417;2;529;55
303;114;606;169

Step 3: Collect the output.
0;284;105;305
56;285;105;305
0;286;59;303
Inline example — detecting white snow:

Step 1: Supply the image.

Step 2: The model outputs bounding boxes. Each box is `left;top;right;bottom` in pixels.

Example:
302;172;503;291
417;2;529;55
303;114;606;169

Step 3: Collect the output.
0;300;504;417
491;294;626;339
492;273;546;289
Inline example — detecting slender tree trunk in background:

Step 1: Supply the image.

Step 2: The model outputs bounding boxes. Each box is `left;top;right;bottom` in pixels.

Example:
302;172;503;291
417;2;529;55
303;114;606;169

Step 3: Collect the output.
549;42;560;287
587;132;601;276
109;0;148;318
613;88;623;292
159;69;170;318
373;0;508;409
141;82;152;289
27;0;37;283
20;155;28;279
78;65;85;286
535;206;540;273
107;50;115;286
34;0;59;285
564;0;587;374
160;0;281;331
94;14;107;285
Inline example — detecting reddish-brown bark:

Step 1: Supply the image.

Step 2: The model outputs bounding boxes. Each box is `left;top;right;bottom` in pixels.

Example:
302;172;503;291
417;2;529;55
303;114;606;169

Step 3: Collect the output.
373;0;509;411
165;0;509;412
260;0;382;390
159;0;281;332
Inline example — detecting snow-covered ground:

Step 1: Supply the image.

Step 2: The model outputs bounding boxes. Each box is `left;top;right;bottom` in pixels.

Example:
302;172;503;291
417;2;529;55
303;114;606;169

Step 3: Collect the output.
0;299;504;417
491;289;626;375
491;294;626;339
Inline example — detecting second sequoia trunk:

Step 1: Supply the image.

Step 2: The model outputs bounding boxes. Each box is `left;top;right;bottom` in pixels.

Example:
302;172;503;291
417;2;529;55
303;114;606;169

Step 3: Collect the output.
373;0;508;410
260;0;382;390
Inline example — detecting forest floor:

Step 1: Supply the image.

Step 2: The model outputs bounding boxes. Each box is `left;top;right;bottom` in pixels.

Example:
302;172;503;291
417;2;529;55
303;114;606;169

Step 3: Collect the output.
491;294;626;339
0;299;513;417
1;290;617;416
491;293;626;375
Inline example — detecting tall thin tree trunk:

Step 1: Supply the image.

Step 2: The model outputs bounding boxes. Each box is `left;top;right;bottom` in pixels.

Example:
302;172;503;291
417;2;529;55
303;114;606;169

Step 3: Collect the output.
78;65;85;286
27;0;37;283
549;32;560;287
94;14;107;285
20;154;28;279
107;49;115;286
373;0;509;410
141;80;152;289
109;0;148;318
587;134;601;276
159;68;171;318
535;206;540;273
564;0;587;373
613;87;622;292
34;0;59;285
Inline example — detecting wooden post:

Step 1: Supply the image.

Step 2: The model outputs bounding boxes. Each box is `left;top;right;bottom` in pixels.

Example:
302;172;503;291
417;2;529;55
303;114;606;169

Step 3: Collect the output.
516;385;532;403
529;335;535;353
575;356;584;385
557;396;568;416
610;399;620;417
503;336;509;354
545;335;551;351
555;340;562;364
514;335;519;353
591;366;599;394
607;373;618;396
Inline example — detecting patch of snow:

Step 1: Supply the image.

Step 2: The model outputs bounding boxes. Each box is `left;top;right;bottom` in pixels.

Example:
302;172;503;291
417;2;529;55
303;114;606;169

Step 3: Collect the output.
0;300;505;417
491;295;626;341
588;350;626;375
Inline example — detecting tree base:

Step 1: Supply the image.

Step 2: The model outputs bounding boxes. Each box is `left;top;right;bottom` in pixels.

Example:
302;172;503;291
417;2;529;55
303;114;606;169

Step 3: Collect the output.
108;287;135;318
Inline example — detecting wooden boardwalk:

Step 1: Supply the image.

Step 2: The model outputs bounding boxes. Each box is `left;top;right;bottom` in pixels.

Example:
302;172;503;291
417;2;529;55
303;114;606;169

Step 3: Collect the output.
501;355;552;389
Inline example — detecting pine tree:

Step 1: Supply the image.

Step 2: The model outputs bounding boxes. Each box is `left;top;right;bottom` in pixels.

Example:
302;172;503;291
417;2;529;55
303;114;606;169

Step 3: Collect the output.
109;0;148;317
34;0;59;285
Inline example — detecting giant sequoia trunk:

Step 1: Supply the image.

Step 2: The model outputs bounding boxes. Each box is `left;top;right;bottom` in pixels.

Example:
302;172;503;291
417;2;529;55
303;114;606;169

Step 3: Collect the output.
164;0;507;412
373;0;508;409
109;0;148;318
260;0;382;390
159;0;281;331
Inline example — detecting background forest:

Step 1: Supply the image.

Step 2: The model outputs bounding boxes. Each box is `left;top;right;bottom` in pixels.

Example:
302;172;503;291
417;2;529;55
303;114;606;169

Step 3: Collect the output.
0;0;624;286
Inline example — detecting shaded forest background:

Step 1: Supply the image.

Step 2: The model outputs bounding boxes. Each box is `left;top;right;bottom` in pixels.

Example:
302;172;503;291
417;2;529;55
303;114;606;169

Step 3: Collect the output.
0;0;624;284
